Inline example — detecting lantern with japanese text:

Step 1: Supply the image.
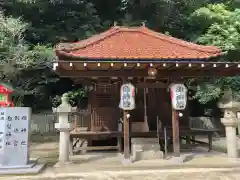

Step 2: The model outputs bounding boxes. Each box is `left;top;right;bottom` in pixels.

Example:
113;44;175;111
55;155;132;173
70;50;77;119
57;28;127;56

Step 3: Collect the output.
119;83;136;110
170;84;187;110
0;83;14;107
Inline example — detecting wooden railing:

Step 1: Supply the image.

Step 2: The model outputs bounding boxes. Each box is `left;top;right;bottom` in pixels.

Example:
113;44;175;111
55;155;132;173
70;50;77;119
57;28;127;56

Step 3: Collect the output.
91;107;120;131
69;111;91;131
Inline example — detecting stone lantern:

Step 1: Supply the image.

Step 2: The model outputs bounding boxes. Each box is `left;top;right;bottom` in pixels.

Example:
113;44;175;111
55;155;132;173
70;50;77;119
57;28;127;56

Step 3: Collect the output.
218;90;240;160
54;93;76;166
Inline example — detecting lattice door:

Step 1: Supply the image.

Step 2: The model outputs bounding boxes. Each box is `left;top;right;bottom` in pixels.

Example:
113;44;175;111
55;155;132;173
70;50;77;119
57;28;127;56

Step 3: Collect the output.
90;91;119;131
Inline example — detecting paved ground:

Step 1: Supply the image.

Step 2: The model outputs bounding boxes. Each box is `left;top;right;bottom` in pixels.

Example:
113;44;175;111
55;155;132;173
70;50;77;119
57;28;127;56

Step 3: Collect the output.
17;134;240;180
199;135;240;151
2;168;240;180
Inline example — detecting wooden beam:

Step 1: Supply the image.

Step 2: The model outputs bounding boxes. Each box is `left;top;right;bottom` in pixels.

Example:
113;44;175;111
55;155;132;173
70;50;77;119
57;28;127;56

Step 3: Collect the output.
136;82;167;88
143;83;148;132
55;69;240;78
221;64;238;72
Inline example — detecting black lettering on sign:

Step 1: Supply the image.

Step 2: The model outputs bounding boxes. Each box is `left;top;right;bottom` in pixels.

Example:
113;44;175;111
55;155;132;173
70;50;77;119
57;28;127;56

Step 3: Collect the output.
21;128;27;132
7;124;11;129
13;140;18;147
0;112;4;115
7;116;12;121
14;128;19;133
21;116;27;120
5;141;11;146
176;101;184;109
14;116;20;120
21;141;26;145
0;116;4;120
6;132;11;137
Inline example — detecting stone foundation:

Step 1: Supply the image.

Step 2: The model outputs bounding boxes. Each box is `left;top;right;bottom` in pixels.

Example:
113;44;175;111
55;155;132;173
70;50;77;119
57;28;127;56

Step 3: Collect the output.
71;138;88;154
70;127;88;154
131;138;164;162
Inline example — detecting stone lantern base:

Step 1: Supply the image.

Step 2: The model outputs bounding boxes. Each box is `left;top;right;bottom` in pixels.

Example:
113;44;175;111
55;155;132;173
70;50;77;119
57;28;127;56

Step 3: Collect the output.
221;116;240;159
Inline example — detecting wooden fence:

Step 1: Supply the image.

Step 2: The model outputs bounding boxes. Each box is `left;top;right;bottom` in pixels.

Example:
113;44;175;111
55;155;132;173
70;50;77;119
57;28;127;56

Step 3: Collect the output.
30;112;220;134
30;114;57;134
30;112;89;134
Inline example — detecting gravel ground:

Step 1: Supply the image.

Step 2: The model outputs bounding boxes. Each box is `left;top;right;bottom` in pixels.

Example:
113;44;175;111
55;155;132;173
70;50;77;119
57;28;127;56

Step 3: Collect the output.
3;169;240;180
21;134;240;180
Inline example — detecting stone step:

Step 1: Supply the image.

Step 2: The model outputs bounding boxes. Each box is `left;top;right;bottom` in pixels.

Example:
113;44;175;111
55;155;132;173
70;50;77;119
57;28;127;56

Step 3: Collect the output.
131;138;164;161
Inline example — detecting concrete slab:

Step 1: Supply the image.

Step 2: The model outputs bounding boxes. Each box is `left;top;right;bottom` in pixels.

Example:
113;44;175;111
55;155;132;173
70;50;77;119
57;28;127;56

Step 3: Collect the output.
0;162;36;169
0;164;45;175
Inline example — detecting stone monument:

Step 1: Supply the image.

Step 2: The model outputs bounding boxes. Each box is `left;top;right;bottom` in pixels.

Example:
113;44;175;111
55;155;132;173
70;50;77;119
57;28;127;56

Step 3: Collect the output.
218;89;240;161
54;93;76;166
0;107;45;175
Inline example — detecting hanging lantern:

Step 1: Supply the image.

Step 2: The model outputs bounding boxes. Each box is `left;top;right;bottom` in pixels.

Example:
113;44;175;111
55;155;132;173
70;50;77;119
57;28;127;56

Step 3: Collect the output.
148;67;158;77
169;83;187;110
119;83;136;111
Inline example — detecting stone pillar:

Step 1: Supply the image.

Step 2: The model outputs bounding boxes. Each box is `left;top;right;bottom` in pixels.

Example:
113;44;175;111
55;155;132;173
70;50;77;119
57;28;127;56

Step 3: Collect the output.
221;110;239;160
54;93;75;166
218;90;240;161
237;112;240;135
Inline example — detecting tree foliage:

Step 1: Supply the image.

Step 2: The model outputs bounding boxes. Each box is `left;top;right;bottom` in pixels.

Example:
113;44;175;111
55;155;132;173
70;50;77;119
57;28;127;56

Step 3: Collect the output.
1;0;240;109
191;4;240;51
0;12;27;68
3;0;102;45
188;3;240;104
0;10;56;109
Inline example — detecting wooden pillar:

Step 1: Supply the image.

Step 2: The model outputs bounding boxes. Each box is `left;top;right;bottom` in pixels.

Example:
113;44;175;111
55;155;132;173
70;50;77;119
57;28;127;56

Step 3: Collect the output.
172;107;180;157
143;87;148;124
169;77;181;157
123;110;130;159
121;78;131;160
117;117;123;153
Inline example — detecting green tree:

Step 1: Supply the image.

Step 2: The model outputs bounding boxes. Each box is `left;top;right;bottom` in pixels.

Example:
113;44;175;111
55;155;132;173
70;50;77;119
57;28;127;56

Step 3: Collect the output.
0;11;57;109
120;0;224;38
3;0;102;45
188;3;240;104
0;12;28;77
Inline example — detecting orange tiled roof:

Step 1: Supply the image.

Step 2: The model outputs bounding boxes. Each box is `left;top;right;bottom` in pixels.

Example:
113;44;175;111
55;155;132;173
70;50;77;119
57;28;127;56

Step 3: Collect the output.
55;26;221;60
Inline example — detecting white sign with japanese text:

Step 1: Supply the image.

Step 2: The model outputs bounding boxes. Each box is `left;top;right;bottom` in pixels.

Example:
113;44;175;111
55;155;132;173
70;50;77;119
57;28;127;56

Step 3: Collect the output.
170;84;188;110
0;107;31;167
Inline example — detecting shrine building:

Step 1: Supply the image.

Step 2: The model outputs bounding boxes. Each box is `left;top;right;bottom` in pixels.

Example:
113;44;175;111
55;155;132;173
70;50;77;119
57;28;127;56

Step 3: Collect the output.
53;25;240;159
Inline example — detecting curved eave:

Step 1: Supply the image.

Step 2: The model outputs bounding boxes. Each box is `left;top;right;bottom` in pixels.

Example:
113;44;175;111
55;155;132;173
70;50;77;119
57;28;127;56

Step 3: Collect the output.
52;60;240;78
55;49;222;62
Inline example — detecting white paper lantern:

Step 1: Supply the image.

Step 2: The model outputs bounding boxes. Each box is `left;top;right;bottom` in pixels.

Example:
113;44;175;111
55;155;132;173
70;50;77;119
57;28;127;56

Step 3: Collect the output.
170;84;188;110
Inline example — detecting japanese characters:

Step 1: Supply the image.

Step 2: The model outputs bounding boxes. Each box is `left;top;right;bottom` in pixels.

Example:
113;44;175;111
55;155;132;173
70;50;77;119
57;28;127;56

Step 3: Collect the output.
170;84;188;110
119;83;136;111
0;107;30;166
